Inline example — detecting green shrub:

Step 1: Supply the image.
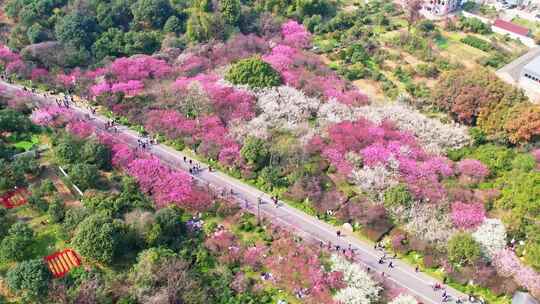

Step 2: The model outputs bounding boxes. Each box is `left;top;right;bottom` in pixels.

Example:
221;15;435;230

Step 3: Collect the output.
447;233;481;266
6;259;52;299
460;35;492;52
72;213;122;264
383;184;412;207
225;57;282;88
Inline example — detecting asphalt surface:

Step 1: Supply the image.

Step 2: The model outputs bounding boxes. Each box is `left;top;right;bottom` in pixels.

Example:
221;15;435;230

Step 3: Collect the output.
1;81;471;304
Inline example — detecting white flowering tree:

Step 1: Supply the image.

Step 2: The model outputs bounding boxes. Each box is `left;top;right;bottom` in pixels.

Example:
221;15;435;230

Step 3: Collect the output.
391;202;457;245
230;85;323;140
472;218;507;260
354;103;471;154
330;254;381;304
350;164;399;199
389;294;418;304
317;99;356;125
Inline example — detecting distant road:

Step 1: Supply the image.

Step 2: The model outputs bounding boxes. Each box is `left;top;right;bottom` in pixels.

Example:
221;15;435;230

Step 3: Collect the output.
1;81;469;304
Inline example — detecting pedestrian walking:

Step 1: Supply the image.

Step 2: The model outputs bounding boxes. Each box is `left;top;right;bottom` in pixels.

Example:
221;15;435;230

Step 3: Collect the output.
388;261;394;268
336;230;341;238
415;266;419;272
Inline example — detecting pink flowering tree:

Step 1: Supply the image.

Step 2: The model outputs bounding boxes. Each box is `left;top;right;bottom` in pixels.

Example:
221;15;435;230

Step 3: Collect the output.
493;249;540;297
0;45;21;63
30;106;73;127
262;44;368;105
90;82;111;97
264;233;342;303
30;68;49;81
110;55;172;82
111;80;145;96
172;74;255;122
281;20;312;49
317;118;453;202
66;120;95;139
532;149;540;169
127;157;195;208
451;201;486;229
457;159;490;183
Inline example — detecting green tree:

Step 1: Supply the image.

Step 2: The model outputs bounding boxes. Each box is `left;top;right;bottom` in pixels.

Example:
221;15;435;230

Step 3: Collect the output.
6;259;52;299
495;170;540;233
146;207;184;248
447;233;481;266
383;184;412;207
48;198;65;223
72;213;122;264
26;23;48;44
0;222;34;262
240;136;270;169
525;242;540;271
511;153;536;172
225;57;281;88
131;0;173;29
163;15;184;33
96;0;133;30
0;159;26;191
69;163;100;191
81;140;112;170
55;13;100;48
186;11;222;43
53;134;81;165
220;0;241;25
0;109;33;135
469;144;514;175
92;28;126;61
123;30;162;55
0;206;13;240
12;155;40;175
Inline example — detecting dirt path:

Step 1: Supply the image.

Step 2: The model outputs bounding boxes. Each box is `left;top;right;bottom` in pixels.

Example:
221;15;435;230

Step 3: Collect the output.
42;166;82;207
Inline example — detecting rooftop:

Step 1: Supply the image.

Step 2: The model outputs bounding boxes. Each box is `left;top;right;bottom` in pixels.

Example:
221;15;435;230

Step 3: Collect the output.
493;19;530;37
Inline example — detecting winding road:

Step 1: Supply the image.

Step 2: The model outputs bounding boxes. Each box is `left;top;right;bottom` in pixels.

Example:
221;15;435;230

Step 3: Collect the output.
1;81;470;304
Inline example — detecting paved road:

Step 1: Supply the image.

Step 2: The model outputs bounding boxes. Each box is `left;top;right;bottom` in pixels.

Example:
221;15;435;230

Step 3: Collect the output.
1;81;470;304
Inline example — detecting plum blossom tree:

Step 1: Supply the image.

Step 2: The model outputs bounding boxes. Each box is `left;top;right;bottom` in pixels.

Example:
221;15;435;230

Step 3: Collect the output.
109;55;172;82
493;249;540;297
472;219;507;260
354;103;470;154
110;80;145;96
30;106;73;127
66;120;95;139
390;202;457;245
6;60;27;75
350;164;399;198
172;74;255;122
281;20;312;49
90;82;111;97
0;45;21;63
237;86;321;139
532;149;540;166
30;68;49;81
451;202;486;229
127;157;194;209
457;159;490;181
330;254;381;304
264;234;341;303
